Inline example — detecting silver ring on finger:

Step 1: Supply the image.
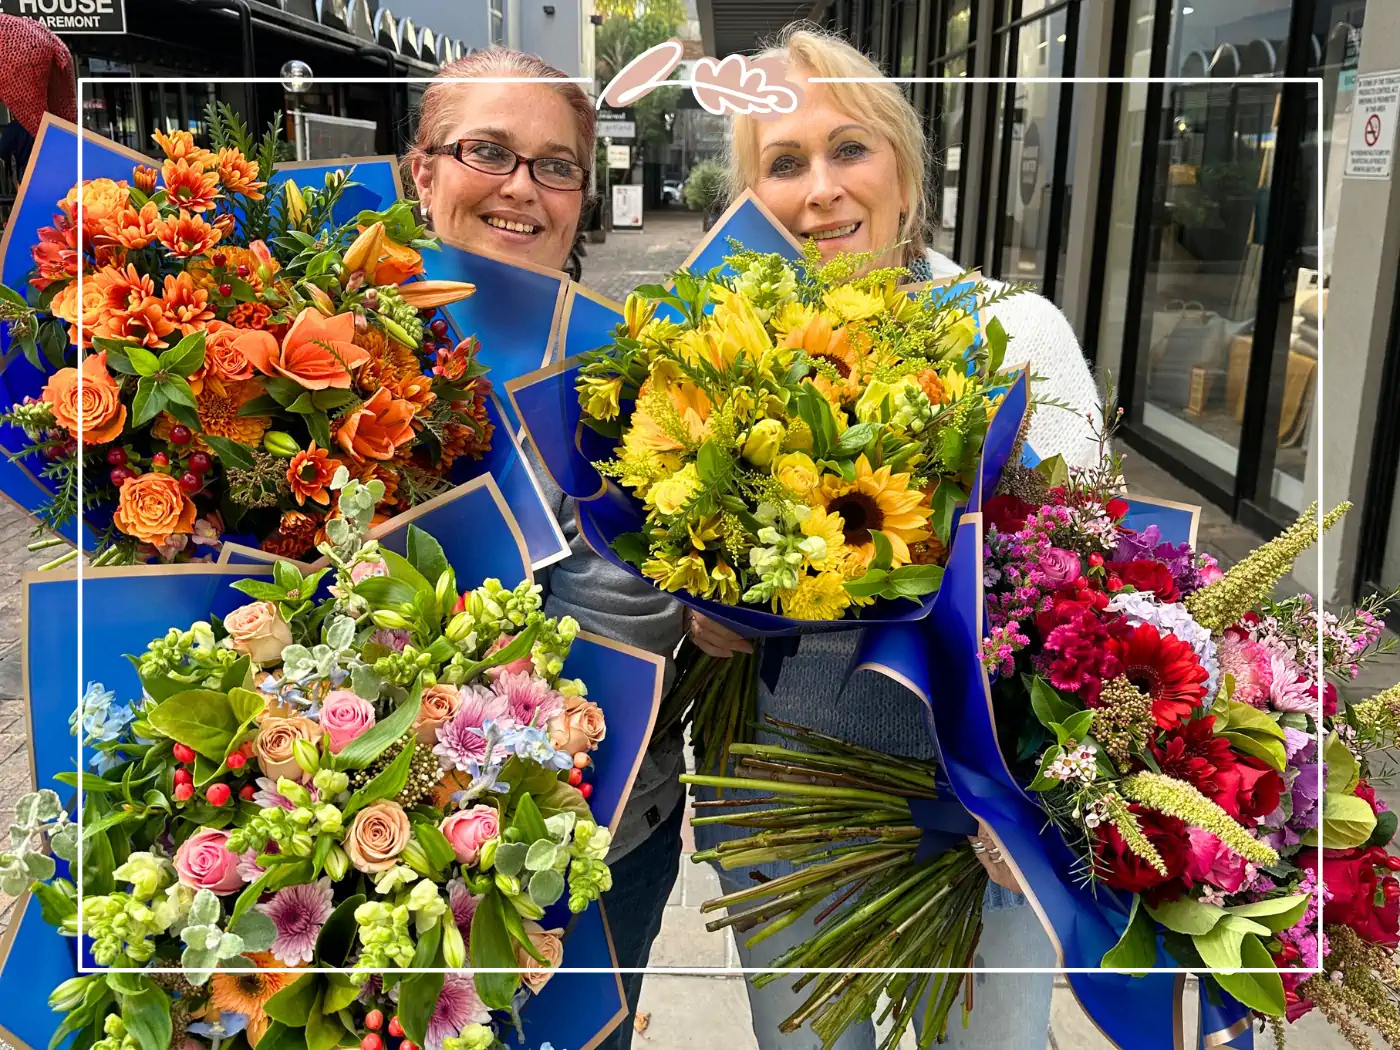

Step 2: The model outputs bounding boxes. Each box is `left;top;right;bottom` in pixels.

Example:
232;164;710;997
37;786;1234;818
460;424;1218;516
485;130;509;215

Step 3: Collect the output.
970;840;986;855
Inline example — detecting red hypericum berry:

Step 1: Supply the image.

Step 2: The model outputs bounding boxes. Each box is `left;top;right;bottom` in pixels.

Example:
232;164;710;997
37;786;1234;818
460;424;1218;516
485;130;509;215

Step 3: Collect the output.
237;263;250;277
109;466;134;487
240;741;256;758
567;768;583;787
212;252;227;267
387;1018;404;1039
1088;553;1104;568
1386;855;1400;871
364;1010;384;1032
430;318;449;338
239;783;256;801
399;1041;418;1050
578;782;593;800
225;751;247;770
173;768;192;786
572;752;589;769
169;424;192;445
105;446;127;465
173;742;196;764
180;471;202;493
206;783;231;807
188;451;212;474
152;452;170;467
1072;576;1088;591
361;1036;383;1050
173;782;195;802
1106;575;1124;593
1386;882;1400;903
218;283;233;297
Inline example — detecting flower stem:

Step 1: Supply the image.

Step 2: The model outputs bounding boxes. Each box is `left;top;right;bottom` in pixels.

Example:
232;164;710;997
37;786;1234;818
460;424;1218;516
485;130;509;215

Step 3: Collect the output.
40;548;78;571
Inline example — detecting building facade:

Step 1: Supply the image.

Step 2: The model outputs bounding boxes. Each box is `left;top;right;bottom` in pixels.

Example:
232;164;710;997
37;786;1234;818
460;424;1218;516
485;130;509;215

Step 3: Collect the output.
703;0;1394;611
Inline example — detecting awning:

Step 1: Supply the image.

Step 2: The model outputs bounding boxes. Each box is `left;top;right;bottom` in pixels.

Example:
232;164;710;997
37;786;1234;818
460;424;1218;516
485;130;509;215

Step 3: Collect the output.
698;0;832;58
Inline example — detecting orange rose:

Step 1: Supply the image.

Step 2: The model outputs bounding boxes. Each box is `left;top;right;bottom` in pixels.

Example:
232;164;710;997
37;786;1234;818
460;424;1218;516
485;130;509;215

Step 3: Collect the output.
64;178;130;238
203;319;271;383
240;308;370;390
344;801;412;873
112;471;197;545
335;387;415;461
41;351;126;444
547;693;607;755
515;923;564;992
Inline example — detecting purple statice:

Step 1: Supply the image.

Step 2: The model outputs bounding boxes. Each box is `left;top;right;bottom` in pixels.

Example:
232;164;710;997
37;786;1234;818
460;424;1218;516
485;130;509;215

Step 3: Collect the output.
425;974;490;1050
258;877;335;965
368;628;411;653
490;671;564;728
1111;525;1204;595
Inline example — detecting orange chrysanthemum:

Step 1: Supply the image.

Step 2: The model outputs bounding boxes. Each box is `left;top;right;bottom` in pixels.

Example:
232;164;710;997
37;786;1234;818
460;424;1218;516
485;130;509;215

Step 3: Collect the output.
287;441;343;507
208;952;300;1047
392;373;435;413
215;147;265;199
439;386;494;469
162;272;215;334
89;264;176;348
262;511;321;559
152;128;214;168
103;201;163;251
228;302;273;329
157;209;221;258
161;157;220;213
352;325;420;395
132;164;158;195
196;377;271;446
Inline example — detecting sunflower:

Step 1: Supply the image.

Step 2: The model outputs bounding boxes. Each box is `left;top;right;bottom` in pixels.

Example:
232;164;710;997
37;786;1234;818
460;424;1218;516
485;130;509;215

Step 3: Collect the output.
787;311;862;403
196;378;271;446
208;952;300;1046
778;570;852;620
815;455;932;568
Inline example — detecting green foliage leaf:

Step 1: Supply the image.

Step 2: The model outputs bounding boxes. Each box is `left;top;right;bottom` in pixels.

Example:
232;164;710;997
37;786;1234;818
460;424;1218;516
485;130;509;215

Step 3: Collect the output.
1028;745;1065;792
869;530;894;572
120;983;172;1050
1302;792;1378;849
146;690;239;760
354;575;422;609
1225;893;1311;933
513;793;551;843
264;974;320;1027
528;867;565;907
414;822;457;871
610;531;649;567
468;890;522;1010
1368;808;1398;849
830;421;879;457
406;525;451;597
1102;896;1157;972
342;739;415;816
315;893;365;966
1220;701;1286;740
1146;896;1227;936
1212;936;1286;1015
159;331;207;378
306;997;348;1050
130;377;168;428
230;909;278;952
331;678;423;770
929;479;962;545
984;316;1009;375
696;440;728;486
1052;710;1094;747
1027;676;1079;730
126;346;161;377
398;924;445;1045
495;841;528;878
1325;732;1360;795
1221;731;1287;773
1193;916;1247;969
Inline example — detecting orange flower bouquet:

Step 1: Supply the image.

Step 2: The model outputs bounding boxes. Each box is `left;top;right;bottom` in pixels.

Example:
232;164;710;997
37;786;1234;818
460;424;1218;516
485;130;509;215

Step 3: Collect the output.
0;105;488;564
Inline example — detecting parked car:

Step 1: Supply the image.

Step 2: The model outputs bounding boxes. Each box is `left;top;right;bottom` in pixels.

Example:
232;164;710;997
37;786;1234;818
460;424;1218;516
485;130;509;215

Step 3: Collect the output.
662;179;683;204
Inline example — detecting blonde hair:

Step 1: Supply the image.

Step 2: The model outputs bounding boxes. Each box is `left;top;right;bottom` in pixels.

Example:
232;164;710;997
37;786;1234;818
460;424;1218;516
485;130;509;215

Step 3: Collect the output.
727;24;928;260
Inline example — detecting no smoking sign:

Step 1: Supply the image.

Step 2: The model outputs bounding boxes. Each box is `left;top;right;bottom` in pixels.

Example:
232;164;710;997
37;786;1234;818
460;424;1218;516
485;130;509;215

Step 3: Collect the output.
1346;70;1400;181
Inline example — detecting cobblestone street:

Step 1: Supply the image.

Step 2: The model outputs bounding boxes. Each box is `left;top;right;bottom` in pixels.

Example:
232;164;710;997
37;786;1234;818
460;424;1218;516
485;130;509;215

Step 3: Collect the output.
0;207;1363;1050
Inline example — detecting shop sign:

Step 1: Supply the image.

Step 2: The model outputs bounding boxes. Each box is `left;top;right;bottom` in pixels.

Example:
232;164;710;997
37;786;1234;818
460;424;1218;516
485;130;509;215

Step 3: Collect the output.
611;184;643;229
1;0;126;34
597;108;636;140
606;144;631;170
1345;70;1400;181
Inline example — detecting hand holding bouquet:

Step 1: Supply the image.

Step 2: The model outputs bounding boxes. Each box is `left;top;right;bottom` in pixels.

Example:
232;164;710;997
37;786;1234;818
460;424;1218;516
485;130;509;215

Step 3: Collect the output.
0;106;487;565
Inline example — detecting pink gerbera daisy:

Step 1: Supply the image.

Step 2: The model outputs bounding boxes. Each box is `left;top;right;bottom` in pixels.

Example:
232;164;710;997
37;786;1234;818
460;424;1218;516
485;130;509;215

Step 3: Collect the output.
257;877;334;964
426;973;491;1050
491;670;564;727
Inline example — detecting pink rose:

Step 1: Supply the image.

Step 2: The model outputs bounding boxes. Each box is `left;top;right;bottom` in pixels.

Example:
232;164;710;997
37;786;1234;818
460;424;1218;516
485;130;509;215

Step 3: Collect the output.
516;922;564;992
174;827;245;894
440;804;501;865
350;559;388;583
1035;548;1082;588
485;633;535;679
224;601;294;665
415;683;464;745
547;693;607;755
320;690;376;752
1184;828;1250;893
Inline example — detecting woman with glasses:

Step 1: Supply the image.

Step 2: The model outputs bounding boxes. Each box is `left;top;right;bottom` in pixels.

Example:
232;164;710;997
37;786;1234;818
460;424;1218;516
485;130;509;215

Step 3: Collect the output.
407;50;687;1050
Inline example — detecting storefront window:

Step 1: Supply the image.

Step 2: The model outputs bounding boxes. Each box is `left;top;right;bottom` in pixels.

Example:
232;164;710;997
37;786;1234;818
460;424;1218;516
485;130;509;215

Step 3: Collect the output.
927;0;975;263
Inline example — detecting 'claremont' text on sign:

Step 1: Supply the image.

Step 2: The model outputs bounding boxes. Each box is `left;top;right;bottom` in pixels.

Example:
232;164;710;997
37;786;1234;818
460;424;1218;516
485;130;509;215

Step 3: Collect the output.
2;0;126;34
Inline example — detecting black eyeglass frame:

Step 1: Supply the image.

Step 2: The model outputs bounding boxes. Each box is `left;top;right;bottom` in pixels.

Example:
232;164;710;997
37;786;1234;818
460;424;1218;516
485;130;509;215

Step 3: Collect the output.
427;138;590;192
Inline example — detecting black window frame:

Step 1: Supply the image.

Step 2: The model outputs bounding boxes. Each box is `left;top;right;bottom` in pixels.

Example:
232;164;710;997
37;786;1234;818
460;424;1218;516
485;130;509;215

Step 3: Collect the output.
925;0;978;264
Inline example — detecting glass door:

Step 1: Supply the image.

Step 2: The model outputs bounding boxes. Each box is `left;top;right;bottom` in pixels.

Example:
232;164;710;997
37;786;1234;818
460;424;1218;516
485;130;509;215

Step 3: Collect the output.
927;0;976;262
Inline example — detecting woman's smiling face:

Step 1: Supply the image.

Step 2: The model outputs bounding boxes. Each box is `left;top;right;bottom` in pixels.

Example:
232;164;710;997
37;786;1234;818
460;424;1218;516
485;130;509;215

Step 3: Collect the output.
411;82;584;270
750;80;906;271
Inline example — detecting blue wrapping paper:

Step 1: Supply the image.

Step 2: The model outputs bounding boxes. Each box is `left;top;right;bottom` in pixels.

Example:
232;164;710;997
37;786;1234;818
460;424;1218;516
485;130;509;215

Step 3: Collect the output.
420;244;568;433
4;476;656;1050
265;157;404;227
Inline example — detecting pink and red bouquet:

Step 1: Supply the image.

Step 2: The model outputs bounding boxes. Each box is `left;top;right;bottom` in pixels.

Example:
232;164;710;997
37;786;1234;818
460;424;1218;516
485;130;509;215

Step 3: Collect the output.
982;432;1400;1042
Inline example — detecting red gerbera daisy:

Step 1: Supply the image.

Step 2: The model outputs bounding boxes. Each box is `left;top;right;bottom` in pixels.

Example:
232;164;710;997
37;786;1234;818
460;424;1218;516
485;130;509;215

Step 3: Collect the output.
1107;622;1209;729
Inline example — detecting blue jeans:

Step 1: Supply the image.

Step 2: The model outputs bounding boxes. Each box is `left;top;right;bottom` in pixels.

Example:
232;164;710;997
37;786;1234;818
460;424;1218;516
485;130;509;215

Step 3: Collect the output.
722;874;1056;1050
596;799;685;1050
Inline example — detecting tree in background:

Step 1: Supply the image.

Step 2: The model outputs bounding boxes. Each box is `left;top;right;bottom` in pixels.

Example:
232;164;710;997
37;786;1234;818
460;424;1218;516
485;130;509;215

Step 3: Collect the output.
594;0;686;155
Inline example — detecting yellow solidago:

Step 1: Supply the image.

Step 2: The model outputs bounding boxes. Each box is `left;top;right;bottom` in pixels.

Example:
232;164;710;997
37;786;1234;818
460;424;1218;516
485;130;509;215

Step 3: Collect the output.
1185;502;1349;633
778;570;852;620
1119;772;1279;867
1352;682;1400;749
823;284;886;323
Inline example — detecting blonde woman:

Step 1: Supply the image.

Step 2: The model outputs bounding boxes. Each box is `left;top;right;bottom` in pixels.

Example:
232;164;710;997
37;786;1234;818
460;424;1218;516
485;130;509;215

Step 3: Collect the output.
686;26;1102;1050
407;50;686;1049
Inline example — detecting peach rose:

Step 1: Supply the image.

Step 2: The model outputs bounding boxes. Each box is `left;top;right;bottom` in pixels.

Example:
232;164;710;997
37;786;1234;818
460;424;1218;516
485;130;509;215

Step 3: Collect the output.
174;827;244;894
253;715;323;783
202;319;270;383
42;350;126;443
112;471;197;545
415;683;464;745
224;601;294;665
516;922;564;992
547;693;607;755
239;308;370;390
335;386;416;462
345;801;411;873
439;804;500;865
319;689;376;752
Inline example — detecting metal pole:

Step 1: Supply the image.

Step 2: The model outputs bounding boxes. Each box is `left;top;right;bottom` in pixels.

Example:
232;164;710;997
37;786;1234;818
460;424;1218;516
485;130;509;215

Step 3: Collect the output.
603;135;612;232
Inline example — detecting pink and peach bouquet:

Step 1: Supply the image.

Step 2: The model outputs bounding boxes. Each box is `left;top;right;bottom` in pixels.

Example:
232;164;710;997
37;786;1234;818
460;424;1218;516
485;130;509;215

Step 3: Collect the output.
23;473;612;1050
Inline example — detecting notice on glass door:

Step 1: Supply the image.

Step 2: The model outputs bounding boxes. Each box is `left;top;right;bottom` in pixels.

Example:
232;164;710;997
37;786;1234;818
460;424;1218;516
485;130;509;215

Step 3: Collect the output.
1345;70;1400;180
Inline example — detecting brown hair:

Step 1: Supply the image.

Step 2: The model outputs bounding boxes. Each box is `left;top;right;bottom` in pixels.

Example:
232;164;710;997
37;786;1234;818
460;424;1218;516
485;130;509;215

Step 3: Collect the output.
727;25;928;260
406;47;596;190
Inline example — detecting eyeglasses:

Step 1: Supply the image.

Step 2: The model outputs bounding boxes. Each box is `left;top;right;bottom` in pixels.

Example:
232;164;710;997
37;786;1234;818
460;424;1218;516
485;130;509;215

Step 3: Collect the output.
429;138;588;192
